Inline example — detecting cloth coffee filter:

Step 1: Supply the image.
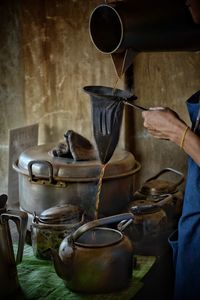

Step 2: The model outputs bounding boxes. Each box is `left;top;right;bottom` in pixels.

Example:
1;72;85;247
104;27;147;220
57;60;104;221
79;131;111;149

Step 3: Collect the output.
83;86;136;164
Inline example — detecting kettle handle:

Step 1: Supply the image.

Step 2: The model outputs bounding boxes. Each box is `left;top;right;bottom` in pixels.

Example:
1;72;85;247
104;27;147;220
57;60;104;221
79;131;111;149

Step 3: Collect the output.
1;210;28;265
71;213;133;242
144;168;184;189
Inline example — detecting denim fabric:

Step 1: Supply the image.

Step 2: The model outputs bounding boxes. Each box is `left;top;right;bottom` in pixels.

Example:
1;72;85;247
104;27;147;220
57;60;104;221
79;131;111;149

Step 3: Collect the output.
168;229;178;269
170;90;200;300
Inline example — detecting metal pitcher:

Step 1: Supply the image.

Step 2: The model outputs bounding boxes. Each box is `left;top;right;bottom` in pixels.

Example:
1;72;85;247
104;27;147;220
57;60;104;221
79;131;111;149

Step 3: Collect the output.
0;194;28;297
89;1;200;76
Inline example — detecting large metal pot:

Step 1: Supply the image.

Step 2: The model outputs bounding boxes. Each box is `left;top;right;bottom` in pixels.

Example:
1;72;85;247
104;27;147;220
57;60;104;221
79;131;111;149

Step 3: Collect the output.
13;143;141;220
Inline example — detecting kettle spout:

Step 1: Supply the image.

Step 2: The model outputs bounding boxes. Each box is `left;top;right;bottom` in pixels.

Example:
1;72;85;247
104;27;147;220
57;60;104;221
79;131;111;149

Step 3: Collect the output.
50;248;72;281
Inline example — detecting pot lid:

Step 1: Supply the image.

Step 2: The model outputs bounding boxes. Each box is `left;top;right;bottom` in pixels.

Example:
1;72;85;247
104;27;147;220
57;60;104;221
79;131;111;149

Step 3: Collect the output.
37;204;82;224
140;179;178;196
129;200;159;215
15;143;138;181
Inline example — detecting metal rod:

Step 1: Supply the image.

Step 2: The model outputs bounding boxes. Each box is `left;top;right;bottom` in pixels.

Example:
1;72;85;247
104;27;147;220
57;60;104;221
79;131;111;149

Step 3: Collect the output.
123;101;148;111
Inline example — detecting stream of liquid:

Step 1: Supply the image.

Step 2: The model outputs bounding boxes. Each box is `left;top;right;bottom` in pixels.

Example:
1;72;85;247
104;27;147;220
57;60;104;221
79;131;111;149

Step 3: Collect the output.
95;163;107;219
94;76;121;220
112;76;121;95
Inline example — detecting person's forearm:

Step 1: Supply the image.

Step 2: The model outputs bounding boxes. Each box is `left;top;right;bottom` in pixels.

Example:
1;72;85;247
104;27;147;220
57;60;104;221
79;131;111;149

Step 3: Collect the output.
179;128;200;166
169;122;200;166
142;108;200;166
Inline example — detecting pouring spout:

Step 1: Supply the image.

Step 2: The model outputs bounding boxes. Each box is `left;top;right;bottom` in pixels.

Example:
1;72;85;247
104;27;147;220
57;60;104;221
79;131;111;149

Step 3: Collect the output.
111;49;138;77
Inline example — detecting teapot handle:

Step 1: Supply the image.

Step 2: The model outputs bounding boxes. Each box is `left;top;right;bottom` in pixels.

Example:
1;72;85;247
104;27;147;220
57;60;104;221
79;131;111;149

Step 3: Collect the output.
1;210;28;265
71;213;133;242
144;168;185;189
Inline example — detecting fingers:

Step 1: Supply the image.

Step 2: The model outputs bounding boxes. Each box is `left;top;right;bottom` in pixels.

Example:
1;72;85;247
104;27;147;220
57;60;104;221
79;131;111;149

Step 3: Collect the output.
147;129;169;139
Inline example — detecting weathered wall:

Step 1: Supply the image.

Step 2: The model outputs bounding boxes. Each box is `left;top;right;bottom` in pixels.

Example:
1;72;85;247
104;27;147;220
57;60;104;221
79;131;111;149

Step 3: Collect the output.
0;0;123;195
126;52;200;189
0;0;25;194
1;0;199;197
21;0;121;144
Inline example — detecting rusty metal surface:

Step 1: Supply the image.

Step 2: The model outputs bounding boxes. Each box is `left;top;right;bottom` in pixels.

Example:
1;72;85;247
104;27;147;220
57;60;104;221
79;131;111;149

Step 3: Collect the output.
51;213;134;293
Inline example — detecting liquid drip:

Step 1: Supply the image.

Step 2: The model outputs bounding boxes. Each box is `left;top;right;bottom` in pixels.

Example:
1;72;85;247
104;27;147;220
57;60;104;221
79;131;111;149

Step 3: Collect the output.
92;230;96;242
95;163;107;219
94;76;122;219
112;76;121;95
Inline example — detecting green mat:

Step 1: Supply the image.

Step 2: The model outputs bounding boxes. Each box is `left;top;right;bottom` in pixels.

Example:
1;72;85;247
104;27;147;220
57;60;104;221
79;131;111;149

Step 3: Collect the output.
15;244;156;300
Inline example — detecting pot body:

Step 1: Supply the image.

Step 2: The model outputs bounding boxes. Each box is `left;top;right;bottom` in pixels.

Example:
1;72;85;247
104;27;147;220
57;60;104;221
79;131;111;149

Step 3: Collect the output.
126;200;168;240
14;144;141;219
17;174;135;218
52;213;135;293
51;213;134;293
66;235;133;293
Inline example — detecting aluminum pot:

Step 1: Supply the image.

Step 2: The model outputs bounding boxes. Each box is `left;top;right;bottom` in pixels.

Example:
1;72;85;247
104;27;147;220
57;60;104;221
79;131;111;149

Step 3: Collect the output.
13;143;141;219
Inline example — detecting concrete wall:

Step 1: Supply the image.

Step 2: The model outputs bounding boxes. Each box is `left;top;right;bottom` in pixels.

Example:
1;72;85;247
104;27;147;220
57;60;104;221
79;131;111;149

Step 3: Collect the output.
126;52;200;189
0;0;122;196
0;0;25;194
0;0;199;196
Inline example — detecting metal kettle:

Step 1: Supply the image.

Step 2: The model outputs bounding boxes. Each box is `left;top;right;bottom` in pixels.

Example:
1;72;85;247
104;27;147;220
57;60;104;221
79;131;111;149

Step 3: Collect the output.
0;194;28;297
133;168;184;225
50;213;134;293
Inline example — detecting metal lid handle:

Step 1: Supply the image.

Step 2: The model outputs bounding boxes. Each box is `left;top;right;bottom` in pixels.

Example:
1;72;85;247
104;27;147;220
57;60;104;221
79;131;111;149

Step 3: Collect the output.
145;168;184;189
28;160;54;184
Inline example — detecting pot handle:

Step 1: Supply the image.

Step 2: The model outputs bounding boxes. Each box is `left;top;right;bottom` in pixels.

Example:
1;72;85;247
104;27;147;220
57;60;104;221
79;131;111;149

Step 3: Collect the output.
28;160;54;184
1;210;28;265
71;213;134;242
145;168;184;189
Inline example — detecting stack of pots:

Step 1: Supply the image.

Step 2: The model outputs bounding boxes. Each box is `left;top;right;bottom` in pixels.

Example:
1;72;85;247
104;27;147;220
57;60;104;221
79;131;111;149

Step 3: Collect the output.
13;143;141;225
123;168;184;255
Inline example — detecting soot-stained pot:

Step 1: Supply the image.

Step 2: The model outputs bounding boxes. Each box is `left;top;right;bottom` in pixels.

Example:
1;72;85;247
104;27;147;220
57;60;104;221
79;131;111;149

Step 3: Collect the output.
132;168;184;229
123;199;168;256
13;143;141;220
31;204;84;260
50;213;134;293
123;168;184;256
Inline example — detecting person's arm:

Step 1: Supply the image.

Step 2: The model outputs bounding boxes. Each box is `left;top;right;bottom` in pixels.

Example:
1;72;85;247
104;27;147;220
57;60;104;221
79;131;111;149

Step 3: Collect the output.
142;107;200;167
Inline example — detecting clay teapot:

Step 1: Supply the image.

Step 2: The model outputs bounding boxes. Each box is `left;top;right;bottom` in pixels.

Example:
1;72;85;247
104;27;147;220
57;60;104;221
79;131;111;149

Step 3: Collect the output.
50;213;134;293
0;194;28;297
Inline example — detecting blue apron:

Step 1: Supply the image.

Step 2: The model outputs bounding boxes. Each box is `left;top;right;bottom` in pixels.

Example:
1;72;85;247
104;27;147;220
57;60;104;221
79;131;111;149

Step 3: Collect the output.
169;90;200;300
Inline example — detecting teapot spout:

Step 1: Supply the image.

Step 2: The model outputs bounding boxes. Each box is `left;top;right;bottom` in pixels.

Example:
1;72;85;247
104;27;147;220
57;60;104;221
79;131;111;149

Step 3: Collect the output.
50;248;72;281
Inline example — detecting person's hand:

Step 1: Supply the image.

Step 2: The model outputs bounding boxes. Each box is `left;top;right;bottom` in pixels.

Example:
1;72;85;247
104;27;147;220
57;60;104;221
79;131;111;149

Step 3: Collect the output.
142;107;187;142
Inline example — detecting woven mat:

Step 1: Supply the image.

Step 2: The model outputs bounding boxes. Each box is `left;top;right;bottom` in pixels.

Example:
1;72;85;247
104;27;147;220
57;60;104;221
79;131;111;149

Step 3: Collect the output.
15;244;156;300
